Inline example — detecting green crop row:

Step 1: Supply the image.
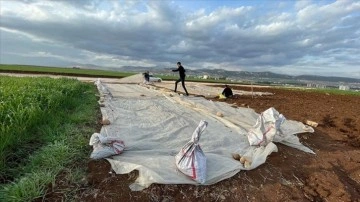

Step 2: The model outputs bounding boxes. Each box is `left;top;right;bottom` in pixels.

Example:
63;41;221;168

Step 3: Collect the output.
0;64;134;78
0;76;99;201
0;76;83;173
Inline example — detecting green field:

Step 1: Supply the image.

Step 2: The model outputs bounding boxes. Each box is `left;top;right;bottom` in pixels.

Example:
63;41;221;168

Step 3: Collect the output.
0;75;99;201
277;86;360;96
0;64;134;78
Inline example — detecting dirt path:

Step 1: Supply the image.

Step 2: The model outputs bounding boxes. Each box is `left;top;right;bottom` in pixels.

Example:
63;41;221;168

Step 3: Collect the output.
44;84;360;201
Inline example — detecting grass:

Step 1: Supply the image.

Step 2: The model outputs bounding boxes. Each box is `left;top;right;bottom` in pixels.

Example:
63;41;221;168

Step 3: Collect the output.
0;64;134;78
0;75;100;201
279;86;360;96
309;88;360;96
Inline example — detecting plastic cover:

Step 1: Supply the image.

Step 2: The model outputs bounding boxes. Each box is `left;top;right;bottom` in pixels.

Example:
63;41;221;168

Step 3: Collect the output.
94;79;314;191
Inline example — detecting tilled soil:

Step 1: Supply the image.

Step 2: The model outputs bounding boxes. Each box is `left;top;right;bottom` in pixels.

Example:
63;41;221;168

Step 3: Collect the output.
44;85;360;202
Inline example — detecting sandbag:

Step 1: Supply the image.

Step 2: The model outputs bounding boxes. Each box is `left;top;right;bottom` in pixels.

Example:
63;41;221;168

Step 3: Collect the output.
247;107;285;146
89;133;125;159
175;120;208;184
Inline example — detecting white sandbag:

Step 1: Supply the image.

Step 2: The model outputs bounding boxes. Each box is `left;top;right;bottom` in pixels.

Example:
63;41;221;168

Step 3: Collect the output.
247;107;285;146
89;133;125;160
175;120;208;184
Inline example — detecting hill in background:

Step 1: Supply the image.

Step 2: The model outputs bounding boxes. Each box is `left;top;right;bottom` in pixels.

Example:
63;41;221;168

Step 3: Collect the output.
115;66;360;84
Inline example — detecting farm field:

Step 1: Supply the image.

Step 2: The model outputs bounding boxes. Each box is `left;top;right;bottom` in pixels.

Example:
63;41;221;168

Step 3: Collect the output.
1;72;359;202
0;64;134;78
48;82;359;201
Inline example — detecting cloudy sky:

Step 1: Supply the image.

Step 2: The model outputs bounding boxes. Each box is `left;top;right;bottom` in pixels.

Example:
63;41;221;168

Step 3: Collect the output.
1;0;360;78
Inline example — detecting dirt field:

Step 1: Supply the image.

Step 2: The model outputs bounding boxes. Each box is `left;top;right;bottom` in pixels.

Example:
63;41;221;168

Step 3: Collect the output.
44;85;360;202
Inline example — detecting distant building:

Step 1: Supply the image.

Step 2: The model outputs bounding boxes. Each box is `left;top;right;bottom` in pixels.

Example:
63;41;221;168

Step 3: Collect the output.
339;85;350;90
203;75;209;79
307;83;326;88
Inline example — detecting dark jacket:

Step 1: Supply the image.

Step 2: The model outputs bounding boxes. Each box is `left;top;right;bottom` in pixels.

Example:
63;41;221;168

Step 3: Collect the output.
172;65;186;78
143;72;150;81
222;87;233;98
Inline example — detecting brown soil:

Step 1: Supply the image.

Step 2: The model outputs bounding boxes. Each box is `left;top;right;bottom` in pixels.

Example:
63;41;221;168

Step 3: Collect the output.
45;86;360;202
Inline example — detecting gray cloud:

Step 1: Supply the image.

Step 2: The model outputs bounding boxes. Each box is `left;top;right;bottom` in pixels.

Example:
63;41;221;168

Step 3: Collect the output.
0;0;359;78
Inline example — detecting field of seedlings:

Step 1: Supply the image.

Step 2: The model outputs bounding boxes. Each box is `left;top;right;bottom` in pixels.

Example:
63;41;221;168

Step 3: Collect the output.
0;76;100;201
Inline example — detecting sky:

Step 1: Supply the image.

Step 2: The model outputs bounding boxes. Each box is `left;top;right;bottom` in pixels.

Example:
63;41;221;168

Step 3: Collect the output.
0;0;360;78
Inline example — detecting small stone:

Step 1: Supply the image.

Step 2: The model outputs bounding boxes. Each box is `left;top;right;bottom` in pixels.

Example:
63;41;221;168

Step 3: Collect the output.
305;120;318;127
216;112;224;117
232;153;241;161
240;157;246;164
244;160;252;168
102;119;110;125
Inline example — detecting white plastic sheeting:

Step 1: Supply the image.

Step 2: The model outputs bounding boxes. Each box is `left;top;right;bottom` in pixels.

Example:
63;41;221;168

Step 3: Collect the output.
94;79;314;191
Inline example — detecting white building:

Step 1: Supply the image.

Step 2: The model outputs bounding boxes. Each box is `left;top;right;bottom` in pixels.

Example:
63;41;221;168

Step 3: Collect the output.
339;85;350;90
307;83;326;88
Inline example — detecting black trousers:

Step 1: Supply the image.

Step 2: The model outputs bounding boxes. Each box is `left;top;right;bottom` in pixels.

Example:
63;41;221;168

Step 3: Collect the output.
175;77;189;95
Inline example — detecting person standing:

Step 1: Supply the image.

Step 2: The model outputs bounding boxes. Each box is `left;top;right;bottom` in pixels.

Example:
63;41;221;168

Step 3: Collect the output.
172;62;189;96
143;71;150;83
